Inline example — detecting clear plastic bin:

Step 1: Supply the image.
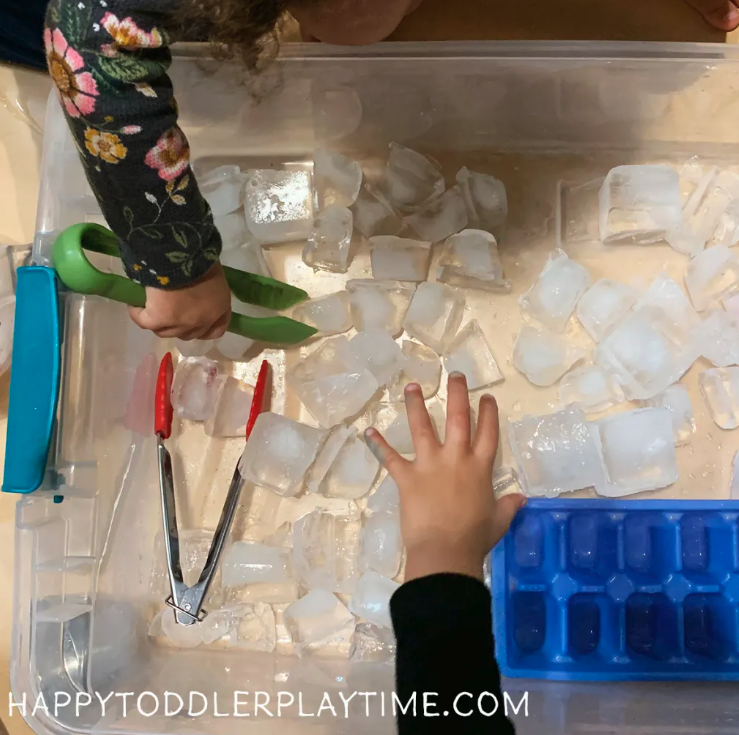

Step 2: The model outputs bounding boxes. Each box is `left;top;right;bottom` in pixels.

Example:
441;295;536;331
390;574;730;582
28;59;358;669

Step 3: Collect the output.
12;41;739;735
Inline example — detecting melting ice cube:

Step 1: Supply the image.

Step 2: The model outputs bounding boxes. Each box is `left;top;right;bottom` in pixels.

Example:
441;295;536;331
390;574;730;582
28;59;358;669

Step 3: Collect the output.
404;185;468;242
214;212;250;251
204;376;254;437
636;272;699;329
642;384;696;446
443;320;504;390
229;603;277;652
697;309;739;367
520;249;591;332
685;246;739;312
199;165;243;217
306;424;356;494
222;542;291;587
595;408;678;497
320;432;380;500
348;329;406;387
314;149;362;208
291;292;352;336
366;474;400;516
513;325;586;387
348;571;400;629
238;413;327;497
403;282;465;354
350;623;396;664
379;143;444;212
369;236;432;282
369;403;415;455
220;241;272;278
699;367;739;429
216;332;255;362
351;185;403;238
176;339;215;358
558;364;624;413
283;590;356;657
302;206;354;273
359;513;403;579
576;279;639;342
346;279;416;337
456;167;507;234
389;340;442;400
437;229;510;293
171;357;225;422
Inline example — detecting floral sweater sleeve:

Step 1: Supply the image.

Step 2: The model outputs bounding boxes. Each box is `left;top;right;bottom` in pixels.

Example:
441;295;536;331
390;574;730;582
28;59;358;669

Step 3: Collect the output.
44;0;221;288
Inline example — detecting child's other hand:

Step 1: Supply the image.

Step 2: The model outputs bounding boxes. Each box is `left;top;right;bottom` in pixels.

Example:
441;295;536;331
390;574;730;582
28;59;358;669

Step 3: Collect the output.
128;263;231;340
365;372;526;583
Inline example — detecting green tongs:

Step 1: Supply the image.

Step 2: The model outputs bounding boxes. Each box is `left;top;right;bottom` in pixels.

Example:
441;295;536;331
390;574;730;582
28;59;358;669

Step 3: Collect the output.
52;223;317;345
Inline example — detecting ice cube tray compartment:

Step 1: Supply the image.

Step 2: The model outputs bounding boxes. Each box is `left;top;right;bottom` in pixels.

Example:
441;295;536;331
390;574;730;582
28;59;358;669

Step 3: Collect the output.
493;499;739;680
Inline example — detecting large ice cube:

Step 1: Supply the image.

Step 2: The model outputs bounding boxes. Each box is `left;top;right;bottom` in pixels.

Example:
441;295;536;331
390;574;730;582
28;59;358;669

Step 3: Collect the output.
214;212;250;251
685;246;739;311
306;424;356;494
576;279;639;342
366;474;400;516
456;167;507;234
360;513;403;579
243;168;314;244
346;279;416;337
443;320;504;390
595;408;678;497
520;249;591;332
513;325;586;387
204;376;254;437
369;236;432;282
220;241;272;278
222;542;291;587
171;357;225;422
404;185;468;242
291;292;352;336
599;165;682;244
437;229;511;293
594;305;699;400
313;149;362;209
637;272;700;329
238;413;327;497
403;282;465;354
199;165;243;217
320;433;380;500
302;206;354;273
283;590;356;657
292;510;362;594
348;571;400;629
389;340;442;400
216;332;255;362
350;623;396;664
287;337;380;427
229;603;277;652
642;384;696;445
558;364;624;413
508;408;605;497
351;185;403;238
379;143;444;212
699;367;739;429
697;309;739;367
348;329;406;386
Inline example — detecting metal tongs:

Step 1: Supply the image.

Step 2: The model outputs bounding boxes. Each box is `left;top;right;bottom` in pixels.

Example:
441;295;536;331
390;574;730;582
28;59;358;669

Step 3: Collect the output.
155;354;271;625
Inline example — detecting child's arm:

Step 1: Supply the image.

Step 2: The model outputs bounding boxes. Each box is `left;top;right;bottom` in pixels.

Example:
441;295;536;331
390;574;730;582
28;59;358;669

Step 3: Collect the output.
45;0;230;338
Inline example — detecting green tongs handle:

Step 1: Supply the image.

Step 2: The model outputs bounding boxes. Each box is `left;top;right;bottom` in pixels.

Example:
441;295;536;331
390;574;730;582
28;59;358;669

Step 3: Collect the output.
51;224;317;345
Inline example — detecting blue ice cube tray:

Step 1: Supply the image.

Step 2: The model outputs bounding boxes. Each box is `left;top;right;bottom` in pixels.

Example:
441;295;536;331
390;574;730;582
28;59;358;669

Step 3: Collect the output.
492;499;739;681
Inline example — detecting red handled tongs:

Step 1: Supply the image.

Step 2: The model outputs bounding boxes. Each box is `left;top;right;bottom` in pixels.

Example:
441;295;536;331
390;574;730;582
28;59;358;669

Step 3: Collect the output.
155;354;271;626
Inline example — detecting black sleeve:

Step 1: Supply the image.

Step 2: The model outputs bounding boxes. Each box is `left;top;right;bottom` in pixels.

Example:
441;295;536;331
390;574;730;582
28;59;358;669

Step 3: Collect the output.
390;573;515;734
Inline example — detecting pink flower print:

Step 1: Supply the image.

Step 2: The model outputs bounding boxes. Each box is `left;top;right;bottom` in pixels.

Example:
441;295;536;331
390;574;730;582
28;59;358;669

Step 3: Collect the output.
44;28;98;118
144;128;190;181
101;13;164;50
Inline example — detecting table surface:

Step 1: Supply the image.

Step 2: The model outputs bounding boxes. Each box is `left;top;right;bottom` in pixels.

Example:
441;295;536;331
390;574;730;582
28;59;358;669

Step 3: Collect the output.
1;2;738;733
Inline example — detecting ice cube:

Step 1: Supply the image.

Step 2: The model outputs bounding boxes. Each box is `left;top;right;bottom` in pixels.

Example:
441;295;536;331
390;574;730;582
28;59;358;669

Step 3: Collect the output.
594;306;699;400
351;185;403;238
306;425;356;493
238;413;328;497
558;364;624;413
520;249;591;332
595;408;678;497
456;167;507;234
283;590;356;657
314;149;362;208
229;603;277;652
243;168;314;244
292;510;362;594
359;513;403;579
443;320;504;390
556;178;603;246
302;205;354;273
685;246;739;311
369;403;415;455
171;357;225;422
204;376;254;437
291;292;352;336
642;384;696;445
350;623;396;664
199;165;243;217
220;241;272;278
731;451;739;499
637;272;700;329
214;212;250;251
287;337;380;427
508;407;605;497
576;279;639;342
698;309;739;367
404;185;468;242
389;340;442;400
176;339;215;358
369;236;432;282
216;331;255;362
320;432;380;500
713;198;739;248
346;279;416;337
348;329;406;386
513;325;586;387
154;608;228;648
348;571;400;629
599;165;682;244
437;229;511;293
379;143;444;212
493;467;524;500
366;474;400;516
403;282;465;354
699;367;739;429
222;542;291;587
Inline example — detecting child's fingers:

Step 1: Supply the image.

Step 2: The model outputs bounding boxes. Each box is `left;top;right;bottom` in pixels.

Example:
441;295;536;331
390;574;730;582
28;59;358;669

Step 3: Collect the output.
491;493;527;544
473;393;500;463
445;372;471;449
404;383;440;456
364;428;410;478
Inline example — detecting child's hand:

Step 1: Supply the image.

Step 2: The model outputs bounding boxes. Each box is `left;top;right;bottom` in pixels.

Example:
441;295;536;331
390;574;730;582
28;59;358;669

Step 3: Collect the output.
365;372;525;582
128;263;231;340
